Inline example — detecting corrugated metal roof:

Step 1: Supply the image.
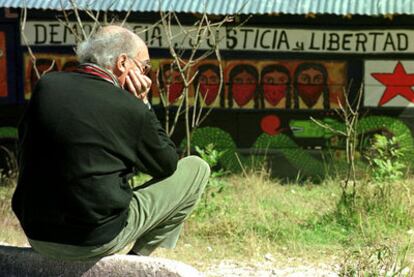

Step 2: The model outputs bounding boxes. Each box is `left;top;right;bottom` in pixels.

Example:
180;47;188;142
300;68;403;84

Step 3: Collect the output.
1;0;414;15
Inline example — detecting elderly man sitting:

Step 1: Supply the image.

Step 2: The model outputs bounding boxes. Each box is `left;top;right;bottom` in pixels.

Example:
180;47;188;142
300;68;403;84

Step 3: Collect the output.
12;25;210;260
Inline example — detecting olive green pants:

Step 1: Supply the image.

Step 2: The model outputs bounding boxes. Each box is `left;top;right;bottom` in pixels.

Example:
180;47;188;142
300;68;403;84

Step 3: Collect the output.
29;156;210;260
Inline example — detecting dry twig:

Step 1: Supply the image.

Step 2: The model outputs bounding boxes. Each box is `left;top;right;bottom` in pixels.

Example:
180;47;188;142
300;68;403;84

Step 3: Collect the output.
20;4;55;79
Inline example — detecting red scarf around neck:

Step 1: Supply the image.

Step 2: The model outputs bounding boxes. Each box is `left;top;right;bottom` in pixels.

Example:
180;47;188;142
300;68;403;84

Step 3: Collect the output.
76;63;120;88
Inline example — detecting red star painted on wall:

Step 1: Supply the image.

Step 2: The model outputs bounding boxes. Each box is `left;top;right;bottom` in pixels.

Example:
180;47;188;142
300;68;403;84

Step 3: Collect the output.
371;61;414;106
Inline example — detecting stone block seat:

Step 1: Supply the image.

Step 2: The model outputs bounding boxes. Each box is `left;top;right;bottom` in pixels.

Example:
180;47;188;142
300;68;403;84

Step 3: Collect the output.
0;244;201;277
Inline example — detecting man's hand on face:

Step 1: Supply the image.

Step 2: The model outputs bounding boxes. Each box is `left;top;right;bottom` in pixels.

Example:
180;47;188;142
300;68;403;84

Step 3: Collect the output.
125;68;152;104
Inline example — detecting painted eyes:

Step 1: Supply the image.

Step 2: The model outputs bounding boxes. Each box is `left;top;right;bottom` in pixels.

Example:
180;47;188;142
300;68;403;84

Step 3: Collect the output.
299;73;323;84
233;77;256;84
263;76;288;84
200;76;219;84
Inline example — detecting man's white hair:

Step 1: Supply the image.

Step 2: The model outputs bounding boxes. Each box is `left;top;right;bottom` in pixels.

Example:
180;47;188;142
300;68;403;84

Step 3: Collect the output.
76;27;140;68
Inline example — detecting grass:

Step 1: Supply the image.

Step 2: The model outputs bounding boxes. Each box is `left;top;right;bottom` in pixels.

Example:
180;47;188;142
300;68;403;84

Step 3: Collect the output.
1;169;414;274
154;170;414;273
0;183;28;246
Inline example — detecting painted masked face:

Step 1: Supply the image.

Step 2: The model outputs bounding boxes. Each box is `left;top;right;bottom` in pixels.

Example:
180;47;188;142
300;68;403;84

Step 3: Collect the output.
262;71;289;106
199;69;219;105
167;83;184;103
296;67;325;108
231;71;257;107
297;84;324;107
164;69;184;104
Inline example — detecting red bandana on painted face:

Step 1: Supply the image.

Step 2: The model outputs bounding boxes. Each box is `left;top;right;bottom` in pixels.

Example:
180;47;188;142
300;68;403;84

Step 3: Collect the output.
297;84;324;108
263;84;287;106
200;84;219;105
167;83;184;103
232;83;256;107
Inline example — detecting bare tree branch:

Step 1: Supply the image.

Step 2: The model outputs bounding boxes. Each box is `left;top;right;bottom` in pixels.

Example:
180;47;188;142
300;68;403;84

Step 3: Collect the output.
21;3;56;79
69;0;88;40
120;1;134;27
167;95;186;136
158;3;250;155
20;4;40;80
310;117;346;137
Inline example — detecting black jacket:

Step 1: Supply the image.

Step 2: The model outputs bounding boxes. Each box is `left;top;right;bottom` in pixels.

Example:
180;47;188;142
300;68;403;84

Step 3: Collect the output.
12;71;178;246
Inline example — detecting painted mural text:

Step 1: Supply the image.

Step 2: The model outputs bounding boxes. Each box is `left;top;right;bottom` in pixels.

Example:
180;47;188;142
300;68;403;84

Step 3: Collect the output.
308;31;408;52
23;21;414;54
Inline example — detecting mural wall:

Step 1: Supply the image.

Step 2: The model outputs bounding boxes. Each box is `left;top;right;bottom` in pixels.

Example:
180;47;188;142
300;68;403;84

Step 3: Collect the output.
22;53;414;178
189;115;414;177
24;53;348;111
10;21;414;176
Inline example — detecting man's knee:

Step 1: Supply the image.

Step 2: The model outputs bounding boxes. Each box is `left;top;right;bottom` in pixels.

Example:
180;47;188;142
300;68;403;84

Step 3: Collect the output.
177;156;210;194
179;155;211;178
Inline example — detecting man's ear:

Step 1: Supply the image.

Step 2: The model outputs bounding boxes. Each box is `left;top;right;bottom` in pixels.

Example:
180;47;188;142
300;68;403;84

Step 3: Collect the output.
115;53;129;73
114;54;132;89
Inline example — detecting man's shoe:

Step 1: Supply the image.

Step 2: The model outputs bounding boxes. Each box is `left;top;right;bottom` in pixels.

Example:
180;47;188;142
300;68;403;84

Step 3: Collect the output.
127;249;143;256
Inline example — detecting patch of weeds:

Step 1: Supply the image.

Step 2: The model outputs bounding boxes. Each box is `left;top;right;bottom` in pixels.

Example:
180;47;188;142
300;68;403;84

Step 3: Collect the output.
339;235;413;276
365;134;407;183
308;134;414;250
194;144;228;217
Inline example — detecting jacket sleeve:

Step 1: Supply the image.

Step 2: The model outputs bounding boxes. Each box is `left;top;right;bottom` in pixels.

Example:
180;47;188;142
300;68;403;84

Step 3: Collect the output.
135;108;178;178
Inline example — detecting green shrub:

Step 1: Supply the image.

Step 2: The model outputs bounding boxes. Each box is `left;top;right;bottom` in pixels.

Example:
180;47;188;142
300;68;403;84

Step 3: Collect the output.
194;144;228;215
365;134;407;183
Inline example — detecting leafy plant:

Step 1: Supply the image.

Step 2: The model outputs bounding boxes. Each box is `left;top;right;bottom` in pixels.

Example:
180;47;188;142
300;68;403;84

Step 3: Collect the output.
365;134;406;183
195;144;228;210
